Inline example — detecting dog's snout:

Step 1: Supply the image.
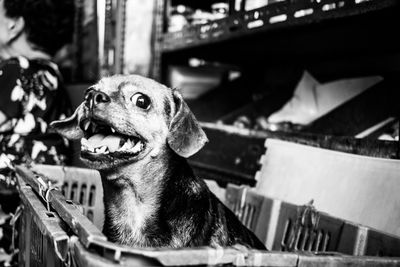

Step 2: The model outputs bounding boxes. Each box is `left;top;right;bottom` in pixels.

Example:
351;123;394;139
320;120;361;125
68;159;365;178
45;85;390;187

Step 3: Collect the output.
85;90;110;110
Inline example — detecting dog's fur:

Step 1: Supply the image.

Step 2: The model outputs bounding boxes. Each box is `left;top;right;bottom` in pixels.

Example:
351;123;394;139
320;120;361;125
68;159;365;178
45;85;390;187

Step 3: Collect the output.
51;75;266;249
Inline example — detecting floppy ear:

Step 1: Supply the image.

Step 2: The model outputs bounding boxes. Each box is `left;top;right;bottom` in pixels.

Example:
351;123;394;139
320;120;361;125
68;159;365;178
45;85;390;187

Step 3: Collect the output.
167;90;208;158
50;103;85;140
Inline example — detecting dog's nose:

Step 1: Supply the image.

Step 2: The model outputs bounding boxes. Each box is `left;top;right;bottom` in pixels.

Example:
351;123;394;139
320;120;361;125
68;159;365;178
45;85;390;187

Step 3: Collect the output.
85;89;110;109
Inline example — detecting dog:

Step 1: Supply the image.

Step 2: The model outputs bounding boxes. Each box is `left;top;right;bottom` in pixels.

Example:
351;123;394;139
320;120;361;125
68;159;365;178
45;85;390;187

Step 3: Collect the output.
51;75;266;250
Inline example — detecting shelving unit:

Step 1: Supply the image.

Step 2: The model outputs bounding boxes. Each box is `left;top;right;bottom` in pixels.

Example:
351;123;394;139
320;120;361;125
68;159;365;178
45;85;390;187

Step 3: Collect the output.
161;0;398;53
155;0;400;80
153;0;400;185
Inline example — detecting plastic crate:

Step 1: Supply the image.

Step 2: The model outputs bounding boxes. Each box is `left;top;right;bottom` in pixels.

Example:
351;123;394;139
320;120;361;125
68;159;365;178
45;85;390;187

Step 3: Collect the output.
225;184;400;257
15;165;400;267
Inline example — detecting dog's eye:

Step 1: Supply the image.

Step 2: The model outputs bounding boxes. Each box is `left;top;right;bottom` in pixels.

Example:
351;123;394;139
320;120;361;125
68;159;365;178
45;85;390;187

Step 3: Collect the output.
131;93;151;110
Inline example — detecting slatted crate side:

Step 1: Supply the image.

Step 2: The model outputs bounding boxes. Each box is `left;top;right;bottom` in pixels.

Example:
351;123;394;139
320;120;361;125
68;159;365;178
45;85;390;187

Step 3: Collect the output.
15;166;107;249
254;194;362;255
274;207;346;254
60;166;103;229
270;200;298;252
240;190;266;231
225;184;400;258
18;185;69;267
315;213;344;252
225;184;267;232
225;184;346;252
31;164;104;230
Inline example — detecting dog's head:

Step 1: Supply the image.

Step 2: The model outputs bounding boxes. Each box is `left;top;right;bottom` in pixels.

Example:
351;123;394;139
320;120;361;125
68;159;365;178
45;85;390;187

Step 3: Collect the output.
51;75;208;170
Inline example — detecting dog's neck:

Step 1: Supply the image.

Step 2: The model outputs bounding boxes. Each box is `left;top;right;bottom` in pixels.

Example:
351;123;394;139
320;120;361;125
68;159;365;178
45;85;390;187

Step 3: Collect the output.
99;150;179;246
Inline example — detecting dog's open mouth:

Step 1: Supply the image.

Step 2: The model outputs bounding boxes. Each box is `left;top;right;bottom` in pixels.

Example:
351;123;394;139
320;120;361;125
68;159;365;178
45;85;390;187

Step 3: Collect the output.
79;119;145;156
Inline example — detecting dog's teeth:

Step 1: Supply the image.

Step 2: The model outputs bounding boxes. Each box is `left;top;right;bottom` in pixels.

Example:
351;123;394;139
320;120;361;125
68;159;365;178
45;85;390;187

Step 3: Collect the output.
119;139;135;151
131;141;142;153
126;139;135;150
116;138;143;153
119;142;131;151
84;121;90;131
127;139;135;148
111;127;116;133
96;146;108;154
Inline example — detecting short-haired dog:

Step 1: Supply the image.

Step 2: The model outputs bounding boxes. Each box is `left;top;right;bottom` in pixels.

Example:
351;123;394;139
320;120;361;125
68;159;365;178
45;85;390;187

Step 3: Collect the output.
51;75;266;249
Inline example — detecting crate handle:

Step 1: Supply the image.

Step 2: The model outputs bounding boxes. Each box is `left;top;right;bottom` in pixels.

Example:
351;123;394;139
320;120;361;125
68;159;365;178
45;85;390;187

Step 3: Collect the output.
44;184;59;211
285;200;320;252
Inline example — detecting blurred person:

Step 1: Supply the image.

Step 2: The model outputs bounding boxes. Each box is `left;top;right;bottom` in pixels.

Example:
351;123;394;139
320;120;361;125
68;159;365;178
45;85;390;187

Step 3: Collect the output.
0;0;75;263
0;0;75;173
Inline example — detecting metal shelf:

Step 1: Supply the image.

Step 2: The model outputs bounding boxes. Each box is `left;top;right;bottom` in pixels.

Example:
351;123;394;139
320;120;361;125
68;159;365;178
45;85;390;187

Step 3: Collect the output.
161;0;399;53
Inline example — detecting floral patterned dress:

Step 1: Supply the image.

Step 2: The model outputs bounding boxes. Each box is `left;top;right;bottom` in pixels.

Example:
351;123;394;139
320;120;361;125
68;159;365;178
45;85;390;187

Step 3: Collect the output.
0;56;72;177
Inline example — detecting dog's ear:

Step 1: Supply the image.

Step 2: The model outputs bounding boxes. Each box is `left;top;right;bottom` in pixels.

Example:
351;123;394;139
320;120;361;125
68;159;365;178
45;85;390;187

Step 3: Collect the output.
50;103;85;140
167;90;208;158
